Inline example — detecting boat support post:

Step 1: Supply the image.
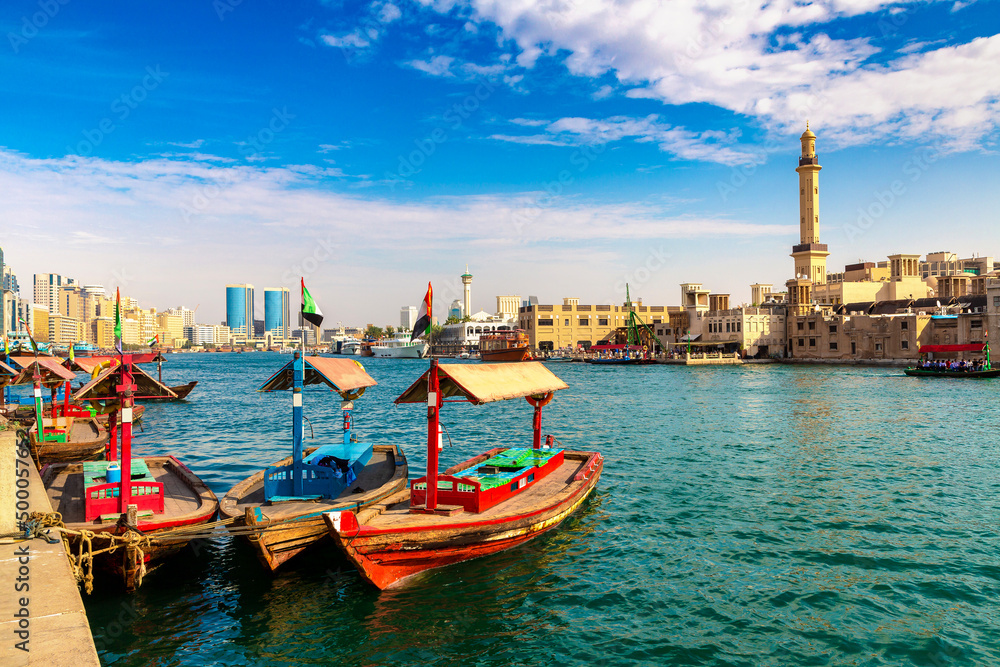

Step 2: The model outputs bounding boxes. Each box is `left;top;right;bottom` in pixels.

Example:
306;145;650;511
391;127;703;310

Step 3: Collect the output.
292;352;304;496
107;410;118;461
426;359;441;511
118;356;137;514
32;366;44;443
342;401;353;446
533;401;542;450
62;379;70;427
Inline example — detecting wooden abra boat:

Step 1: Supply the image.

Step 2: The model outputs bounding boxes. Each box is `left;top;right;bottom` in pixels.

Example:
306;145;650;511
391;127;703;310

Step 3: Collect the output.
325;360;603;589
43;354;217;591
30;415;109;464
144;380;198;401
221;355;408;571
479;330;531;362
905;343;997;378
4;355;113;465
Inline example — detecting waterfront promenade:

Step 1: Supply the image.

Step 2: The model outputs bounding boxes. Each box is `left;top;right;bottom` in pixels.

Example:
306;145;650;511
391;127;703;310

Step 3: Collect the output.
0;430;100;667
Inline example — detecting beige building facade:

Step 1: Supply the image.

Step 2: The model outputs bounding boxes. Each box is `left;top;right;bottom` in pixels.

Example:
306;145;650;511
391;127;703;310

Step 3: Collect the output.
518;298;669;351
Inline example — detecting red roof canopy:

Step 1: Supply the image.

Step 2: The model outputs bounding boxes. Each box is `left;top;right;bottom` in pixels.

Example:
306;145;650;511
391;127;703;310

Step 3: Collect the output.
919;343;986;353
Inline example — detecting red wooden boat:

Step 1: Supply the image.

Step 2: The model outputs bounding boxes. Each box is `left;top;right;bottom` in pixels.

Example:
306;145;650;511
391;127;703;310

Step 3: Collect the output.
220;355;408;572
479;330;532;362
324;360;603;589
42;354;217;591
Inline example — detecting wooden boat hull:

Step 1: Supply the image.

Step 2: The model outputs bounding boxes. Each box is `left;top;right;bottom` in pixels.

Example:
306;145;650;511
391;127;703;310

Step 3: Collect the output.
480;347;531;362
138;381;198;401
904;368;1000;378
325;449;603;589
220;444;408;572
40;455;219;591
29;418;110;465
94;404;145;426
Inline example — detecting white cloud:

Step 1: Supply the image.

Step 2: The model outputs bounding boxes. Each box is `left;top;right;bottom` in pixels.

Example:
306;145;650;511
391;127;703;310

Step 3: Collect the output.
405;54;456;77
377;2;402;23
1;149;804;320
494;115;759;165
435;0;998;149
321;32;370;49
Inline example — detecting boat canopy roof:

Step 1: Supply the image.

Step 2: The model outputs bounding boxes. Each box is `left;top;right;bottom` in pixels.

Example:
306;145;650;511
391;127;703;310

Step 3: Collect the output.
75;360;178;401
67;353;163;373
259;356;377;393
395;361;568;405
0;359;18;384
919;343;987;353
8;356;77;386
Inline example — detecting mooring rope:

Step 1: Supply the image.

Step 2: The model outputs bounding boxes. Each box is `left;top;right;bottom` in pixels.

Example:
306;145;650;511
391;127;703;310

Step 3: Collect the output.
4;507;332;593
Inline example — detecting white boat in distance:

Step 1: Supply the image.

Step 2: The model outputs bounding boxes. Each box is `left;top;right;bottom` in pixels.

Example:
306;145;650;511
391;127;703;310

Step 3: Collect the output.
340;338;362;355
371;333;428;358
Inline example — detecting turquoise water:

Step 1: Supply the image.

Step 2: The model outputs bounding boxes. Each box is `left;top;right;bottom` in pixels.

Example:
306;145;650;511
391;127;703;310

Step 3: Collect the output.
79;354;1000;666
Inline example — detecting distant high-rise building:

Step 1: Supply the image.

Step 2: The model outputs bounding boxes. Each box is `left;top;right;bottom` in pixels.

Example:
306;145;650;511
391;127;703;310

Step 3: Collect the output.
449;299;463;321
400;306;418;331
1;249;19;296
167;307;196;327
264;287;291;338
226;284;254;338
33;273;73;315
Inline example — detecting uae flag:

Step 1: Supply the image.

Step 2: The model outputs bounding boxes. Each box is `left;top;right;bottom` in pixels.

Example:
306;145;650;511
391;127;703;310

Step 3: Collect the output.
301;278;324;327
410;282;432;341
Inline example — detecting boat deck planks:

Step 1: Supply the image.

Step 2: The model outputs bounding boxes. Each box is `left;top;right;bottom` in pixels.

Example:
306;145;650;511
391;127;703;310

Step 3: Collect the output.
45;458;204;525
360;451;591;529
227;449;398;518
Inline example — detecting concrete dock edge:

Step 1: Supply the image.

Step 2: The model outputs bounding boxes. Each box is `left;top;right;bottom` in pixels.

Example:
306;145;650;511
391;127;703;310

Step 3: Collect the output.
0;430;100;666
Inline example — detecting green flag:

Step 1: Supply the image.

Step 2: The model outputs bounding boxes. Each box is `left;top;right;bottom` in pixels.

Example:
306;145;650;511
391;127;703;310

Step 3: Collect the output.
301;278;324;327
114;287;122;340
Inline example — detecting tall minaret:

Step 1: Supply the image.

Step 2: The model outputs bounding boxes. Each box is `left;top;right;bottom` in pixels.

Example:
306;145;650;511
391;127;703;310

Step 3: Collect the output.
790;122;829;284
461;266;473;317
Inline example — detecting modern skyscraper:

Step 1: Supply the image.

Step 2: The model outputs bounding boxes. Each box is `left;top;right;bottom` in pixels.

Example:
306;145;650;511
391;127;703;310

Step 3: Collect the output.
226;284;254;338
400;305;418;330
791;122;829;284
264;287;290;338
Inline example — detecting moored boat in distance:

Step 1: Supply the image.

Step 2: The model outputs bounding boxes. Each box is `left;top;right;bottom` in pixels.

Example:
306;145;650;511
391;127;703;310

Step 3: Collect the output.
371;333;428;358
324;360;603;589
340;338;363;355
479;330;531;362
904;342;998;378
221;355;408;571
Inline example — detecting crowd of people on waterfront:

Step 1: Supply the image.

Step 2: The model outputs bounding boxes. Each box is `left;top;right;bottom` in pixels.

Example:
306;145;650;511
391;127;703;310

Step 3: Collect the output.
915;358;990;372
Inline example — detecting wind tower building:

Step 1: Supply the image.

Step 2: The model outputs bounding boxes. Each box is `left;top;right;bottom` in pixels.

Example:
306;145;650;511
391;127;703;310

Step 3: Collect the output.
461;266;473;318
791;123;829;285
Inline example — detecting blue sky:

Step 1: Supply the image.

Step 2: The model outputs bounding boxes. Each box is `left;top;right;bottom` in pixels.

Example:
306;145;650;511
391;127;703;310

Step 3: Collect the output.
2;0;999;326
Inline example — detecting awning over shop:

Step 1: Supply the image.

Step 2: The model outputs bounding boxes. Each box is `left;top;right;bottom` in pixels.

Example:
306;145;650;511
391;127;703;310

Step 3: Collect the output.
680;334;701;342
